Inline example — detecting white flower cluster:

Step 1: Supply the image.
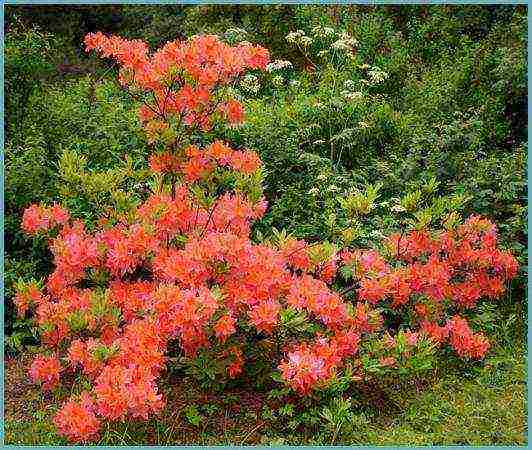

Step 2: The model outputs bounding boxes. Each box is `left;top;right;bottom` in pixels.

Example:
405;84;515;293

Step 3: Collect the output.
343;80;356;91
311;25;336;38
340;79;364;101
331;32;358;51
272;75;285;87
266;59;293;72
286;30;314;47
240;74;261;94
341;91;365;101
367;66;389;84
286;30;304;43
223;28;248;43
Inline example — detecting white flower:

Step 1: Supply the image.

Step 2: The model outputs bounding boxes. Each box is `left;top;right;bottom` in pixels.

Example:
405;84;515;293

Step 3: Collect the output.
286;30;306;43
342;90;364;101
358;121;370;129
285;32;298;43
300;36;313;47
367;67;389;84
286;30;314;47
272;75;284;87
331;32;358;51
240;74;260;94
309;187;319;195
343;79;356;91
331;40;350;51
266;59;293;72
289;79;301;88
311;25;336;38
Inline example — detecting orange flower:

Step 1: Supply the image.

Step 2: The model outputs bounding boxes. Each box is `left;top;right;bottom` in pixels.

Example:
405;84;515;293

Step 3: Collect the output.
214;314;236;342
54;392;101;443
29;354;62;391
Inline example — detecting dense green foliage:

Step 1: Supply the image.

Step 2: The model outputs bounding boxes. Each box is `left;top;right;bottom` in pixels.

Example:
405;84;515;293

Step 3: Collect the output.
4;5;527;445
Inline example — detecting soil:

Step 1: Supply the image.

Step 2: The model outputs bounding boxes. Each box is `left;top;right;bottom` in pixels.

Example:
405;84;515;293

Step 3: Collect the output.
4;354;42;422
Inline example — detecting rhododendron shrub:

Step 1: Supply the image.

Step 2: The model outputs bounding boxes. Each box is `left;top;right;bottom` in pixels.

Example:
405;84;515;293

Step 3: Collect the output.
84;31;269;142
16;33;519;444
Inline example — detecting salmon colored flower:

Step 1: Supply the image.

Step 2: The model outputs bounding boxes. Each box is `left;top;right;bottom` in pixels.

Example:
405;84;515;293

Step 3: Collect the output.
29;354;62;391
54;392;101;443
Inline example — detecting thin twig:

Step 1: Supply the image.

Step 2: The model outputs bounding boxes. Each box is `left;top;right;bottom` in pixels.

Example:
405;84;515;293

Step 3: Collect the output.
192;202;201;231
284;241;322;259
239;421;264;445
199;201;219;238
396;226;406;259
161;78;176;118
121;86;162;119
340;283;359;296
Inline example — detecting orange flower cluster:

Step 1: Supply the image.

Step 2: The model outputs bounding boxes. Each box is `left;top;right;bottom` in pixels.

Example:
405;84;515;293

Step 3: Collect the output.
343;221;517;311
14;281;46;318
20;195;515;437
447;316;491;359
22;203;70;234
53;392;100;443
28;354;62;391
279;331;360;394
335;215;517;364
84;33;269;135
149;140;261;180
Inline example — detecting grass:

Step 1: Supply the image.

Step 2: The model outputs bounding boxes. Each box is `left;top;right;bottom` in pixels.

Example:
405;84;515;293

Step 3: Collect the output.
4;304;527;446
